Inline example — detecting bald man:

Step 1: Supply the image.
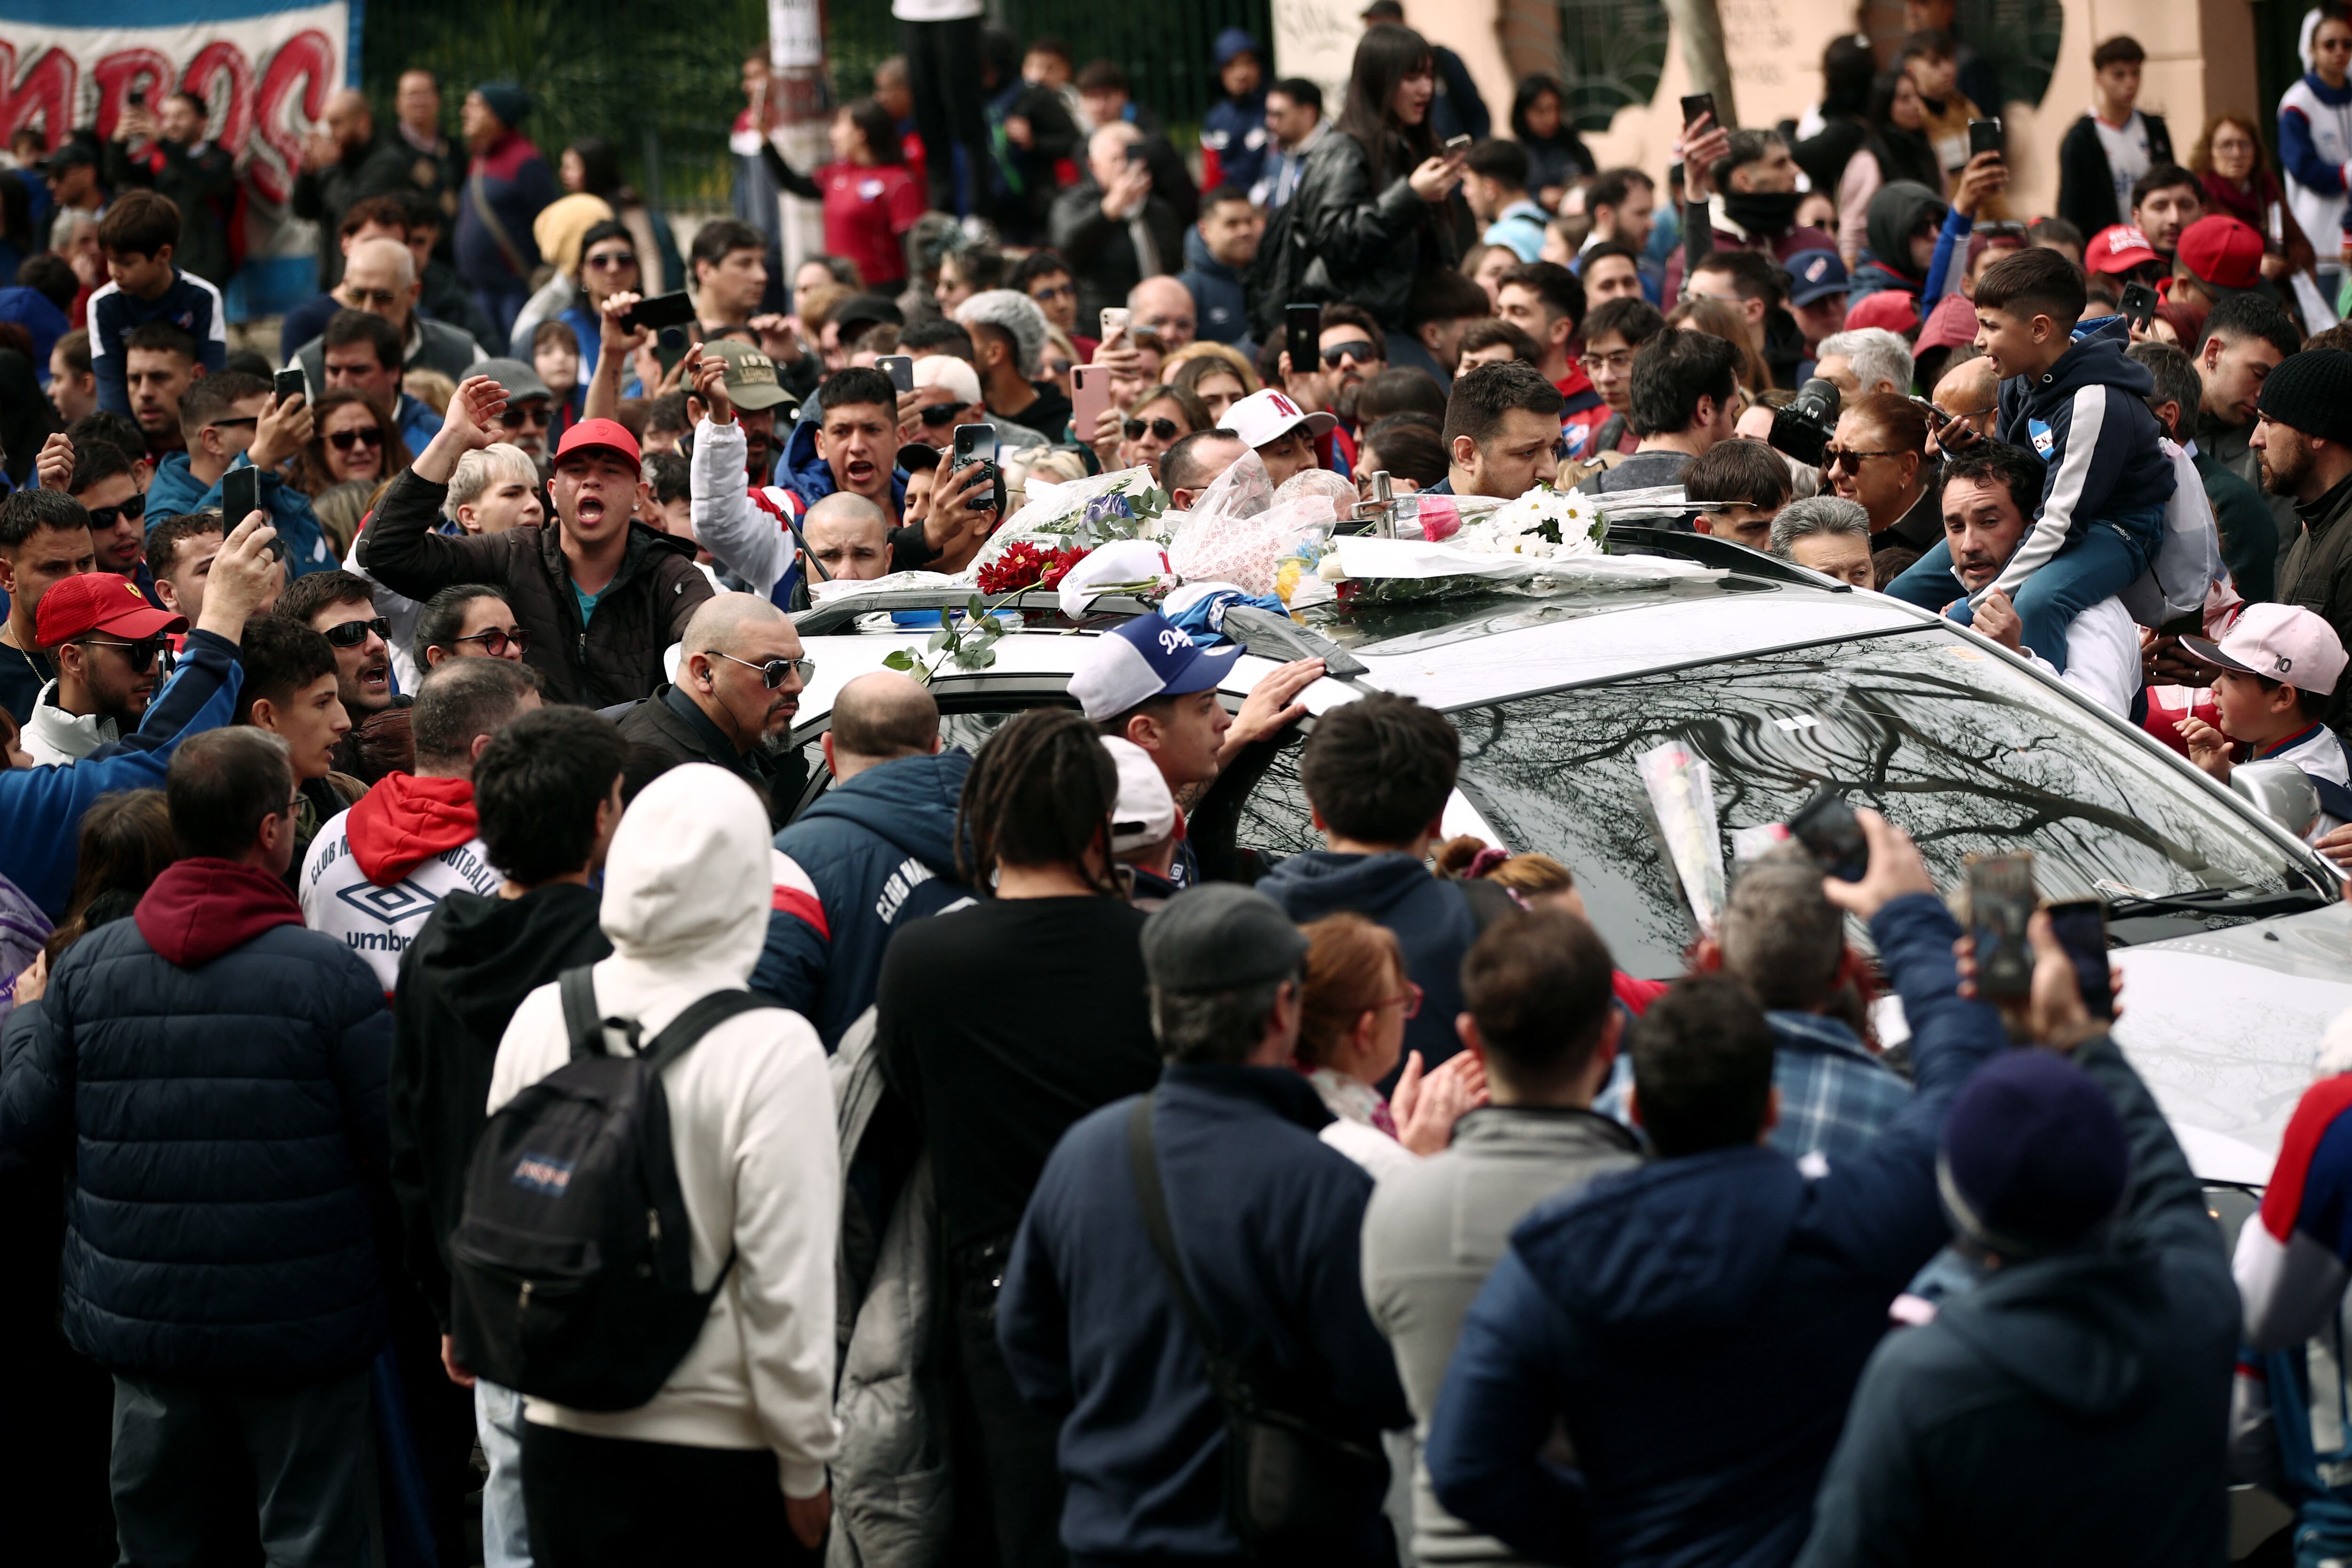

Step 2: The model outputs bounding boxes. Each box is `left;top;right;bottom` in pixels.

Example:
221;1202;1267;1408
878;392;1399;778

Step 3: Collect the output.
292;88;413;292
801;492;894;588
755;670;971;1045
1129;276;1197;354
1051;121;1189;327
1927;355;2000;458
290;235;486;390
615;591;808;824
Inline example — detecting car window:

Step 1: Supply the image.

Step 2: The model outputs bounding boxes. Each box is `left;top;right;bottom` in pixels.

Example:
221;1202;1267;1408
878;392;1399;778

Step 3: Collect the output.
1455;628;2315;978
784;695;1079;822
1232;726;1321;864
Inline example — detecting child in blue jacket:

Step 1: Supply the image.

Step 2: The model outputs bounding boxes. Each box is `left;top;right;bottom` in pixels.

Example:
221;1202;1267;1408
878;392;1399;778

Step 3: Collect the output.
1887;246;2174;672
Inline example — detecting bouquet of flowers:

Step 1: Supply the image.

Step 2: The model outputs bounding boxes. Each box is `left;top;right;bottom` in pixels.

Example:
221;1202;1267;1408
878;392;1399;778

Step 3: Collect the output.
975;541;1089;596
1450;486;1605;558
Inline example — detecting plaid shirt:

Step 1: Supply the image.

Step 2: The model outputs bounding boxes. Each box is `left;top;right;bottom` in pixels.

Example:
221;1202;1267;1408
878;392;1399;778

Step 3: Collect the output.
1597;1010;1909;1167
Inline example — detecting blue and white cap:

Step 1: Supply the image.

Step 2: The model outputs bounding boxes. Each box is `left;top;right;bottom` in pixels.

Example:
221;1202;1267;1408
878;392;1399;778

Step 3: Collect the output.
1069;612;1241;721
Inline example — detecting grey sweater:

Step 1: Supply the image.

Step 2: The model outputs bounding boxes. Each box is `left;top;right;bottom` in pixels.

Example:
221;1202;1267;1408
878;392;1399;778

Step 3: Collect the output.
1360;1105;1642;1564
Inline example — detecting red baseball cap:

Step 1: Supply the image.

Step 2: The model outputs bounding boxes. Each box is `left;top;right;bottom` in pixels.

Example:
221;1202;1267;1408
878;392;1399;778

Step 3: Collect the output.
1843;290;1920;335
2177;215;2265;292
1915;291;1979;352
35;573;186;649
2084;224;2160;275
553;417;641;473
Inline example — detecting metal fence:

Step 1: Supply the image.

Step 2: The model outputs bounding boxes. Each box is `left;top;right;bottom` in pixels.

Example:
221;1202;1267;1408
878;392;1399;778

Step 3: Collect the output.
360;0;1272;215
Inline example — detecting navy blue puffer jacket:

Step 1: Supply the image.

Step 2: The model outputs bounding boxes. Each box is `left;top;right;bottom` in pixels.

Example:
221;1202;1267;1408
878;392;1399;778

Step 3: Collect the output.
0;858;393;1384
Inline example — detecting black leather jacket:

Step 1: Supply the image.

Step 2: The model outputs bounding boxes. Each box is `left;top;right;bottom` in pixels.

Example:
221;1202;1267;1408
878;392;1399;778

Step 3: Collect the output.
1284;132;1464;330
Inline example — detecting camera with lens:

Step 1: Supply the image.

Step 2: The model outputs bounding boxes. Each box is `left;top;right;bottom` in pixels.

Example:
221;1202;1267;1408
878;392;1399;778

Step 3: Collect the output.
1769;377;1841;467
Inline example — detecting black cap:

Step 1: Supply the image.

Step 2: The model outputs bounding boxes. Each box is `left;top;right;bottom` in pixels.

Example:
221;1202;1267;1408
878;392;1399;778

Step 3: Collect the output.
2257;348;2352;446
1142;885;1311;993
832;293;904;343
1361;0;1406;16
42;141;98;175
897;440;944;475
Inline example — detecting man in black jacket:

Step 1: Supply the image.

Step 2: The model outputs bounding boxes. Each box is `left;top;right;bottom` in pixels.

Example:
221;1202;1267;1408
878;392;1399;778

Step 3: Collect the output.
390;704;625;1568
103;92;237;287
614;592;807;825
2054;35;2171;239
292;88;415;292
359;374;713;707
1049;123;1188;328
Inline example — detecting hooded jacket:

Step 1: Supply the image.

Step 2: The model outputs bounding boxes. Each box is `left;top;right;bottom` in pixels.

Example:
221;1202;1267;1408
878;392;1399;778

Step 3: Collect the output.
298;772;501;995
1795;1031;2236;1568
0;627;243;918
358;466;713;707
389;880;610;1329
146;451;336;578
1423;894;2004;1568
752;748;973;1050
0;858;392;1383
1259;849;1481;1075
1987;318;2176;601
486;764;839;1490
1846;182;1946;302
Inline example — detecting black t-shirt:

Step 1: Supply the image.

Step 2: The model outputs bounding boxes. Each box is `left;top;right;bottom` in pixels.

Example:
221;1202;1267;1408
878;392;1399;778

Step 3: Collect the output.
874;894;1159;1255
1010;382;1073;444
0;639;52;727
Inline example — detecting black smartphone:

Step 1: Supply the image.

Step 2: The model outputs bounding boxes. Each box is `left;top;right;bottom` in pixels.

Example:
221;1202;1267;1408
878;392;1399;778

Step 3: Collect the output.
220;466;278;558
653;324;691;381
953;423;1000;513
1788;789;1868;882
878;354;914;394
2045;899;2114;1020
1680;93;1715;130
1285;303;1320;379
1123;143;1146;166
273;368;306;407
1967;853;2037;1002
1967;118;2003;159
2121;281;2159;331
127;88;147;109
1445;133;1474;153
620;290;696;334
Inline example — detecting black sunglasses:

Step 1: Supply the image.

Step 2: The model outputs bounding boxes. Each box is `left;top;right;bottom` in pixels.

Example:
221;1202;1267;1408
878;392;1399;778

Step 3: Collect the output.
452;626;530;657
1124;417;1183;441
322;615;391;648
500;404;550;430
80;636;165;673
716;651;815;689
86;492;146;531
919;402;964;426
327;427;384;452
1321;340;1379;368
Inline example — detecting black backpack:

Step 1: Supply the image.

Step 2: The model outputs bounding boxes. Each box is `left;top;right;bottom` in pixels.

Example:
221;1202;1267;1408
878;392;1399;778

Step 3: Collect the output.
447;966;771;1412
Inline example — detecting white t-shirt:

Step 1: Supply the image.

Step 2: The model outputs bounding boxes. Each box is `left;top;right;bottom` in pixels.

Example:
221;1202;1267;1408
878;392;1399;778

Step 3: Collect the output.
2090;111;2154;218
299;813;503;993
2024;595;2142;718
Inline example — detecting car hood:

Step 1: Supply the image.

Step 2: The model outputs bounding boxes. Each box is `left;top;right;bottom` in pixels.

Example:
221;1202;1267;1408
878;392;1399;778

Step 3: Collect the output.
1878;899;2352;1185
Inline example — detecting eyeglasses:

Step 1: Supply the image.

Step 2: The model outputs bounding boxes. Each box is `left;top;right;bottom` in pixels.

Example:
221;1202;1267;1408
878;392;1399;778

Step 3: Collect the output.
583;249;638;271
85;492;146;531
80;636;165;673
327;427;384;452
322;615;391;648
1580;350;1634;374
1321;340;1380;368
1822;447;1906;474
920;402;964;426
452;626;530;657
1124;416;1183;441
1029;281;1075;302
1378;981;1425;1019
344;287;401;308
715;650;815;688
500;403;551;430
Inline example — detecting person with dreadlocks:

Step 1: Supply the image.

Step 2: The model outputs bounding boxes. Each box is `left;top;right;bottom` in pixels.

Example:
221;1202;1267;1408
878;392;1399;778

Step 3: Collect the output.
871;708;1161;1568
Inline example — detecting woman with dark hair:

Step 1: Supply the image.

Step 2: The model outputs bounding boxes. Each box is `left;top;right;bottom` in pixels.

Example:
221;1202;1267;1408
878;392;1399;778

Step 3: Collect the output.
872;707;1160;1568
38;789;172;969
1794;34;1879;195
1282;25;1471;334
294;388;413;498
1836;69;1947;268
554;217;641;386
2193;111;2320;285
558;135;683;295
1357;412;1448;493
1509;74;1593;211
759;96;924;289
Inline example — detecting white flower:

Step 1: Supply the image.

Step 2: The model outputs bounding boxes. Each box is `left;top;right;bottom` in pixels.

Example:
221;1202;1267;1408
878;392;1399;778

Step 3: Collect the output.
1443;486;1605;560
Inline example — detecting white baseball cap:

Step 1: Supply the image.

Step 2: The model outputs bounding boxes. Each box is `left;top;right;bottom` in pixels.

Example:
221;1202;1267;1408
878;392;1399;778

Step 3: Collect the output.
1068;610;1240;720
2182;602;2349;696
1225;387;1336;450
1104;736;1178;853
910;354;983;408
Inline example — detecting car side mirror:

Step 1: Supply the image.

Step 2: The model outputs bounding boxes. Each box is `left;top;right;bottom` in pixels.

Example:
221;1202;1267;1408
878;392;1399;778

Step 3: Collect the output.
2230;758;2321;840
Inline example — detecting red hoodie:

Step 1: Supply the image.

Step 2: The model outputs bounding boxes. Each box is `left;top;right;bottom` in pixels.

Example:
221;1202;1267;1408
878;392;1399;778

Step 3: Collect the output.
344;773;479;888
135;859;304;967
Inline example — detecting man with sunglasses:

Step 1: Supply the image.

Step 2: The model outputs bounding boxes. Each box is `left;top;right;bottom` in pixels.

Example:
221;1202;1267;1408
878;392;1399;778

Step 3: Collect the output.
279;571;400;758
470;357;556;470
615;592;809;826
21;572;183;765
363;374;713;708
145;373;336;578
65;436;157;589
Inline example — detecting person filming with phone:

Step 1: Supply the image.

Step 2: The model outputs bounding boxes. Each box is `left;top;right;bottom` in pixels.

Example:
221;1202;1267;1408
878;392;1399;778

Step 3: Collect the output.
145;373;334;578
1050;124;1186;329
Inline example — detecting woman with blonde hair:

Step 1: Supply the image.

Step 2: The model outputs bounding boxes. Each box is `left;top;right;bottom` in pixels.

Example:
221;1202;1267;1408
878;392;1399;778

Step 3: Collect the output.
1297;912;1485;1177
1084;382;1210;482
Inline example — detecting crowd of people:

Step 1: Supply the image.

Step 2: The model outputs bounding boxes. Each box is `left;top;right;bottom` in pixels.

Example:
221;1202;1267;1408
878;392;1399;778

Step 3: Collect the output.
14;2;2352;1565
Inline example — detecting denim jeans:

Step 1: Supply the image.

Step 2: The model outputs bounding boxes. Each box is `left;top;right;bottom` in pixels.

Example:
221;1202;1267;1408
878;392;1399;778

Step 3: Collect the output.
1885;508;2161;674
477;1378;532;1568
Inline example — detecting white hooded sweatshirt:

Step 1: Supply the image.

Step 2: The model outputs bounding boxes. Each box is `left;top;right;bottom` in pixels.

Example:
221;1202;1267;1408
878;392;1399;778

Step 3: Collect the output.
486;763;840;1496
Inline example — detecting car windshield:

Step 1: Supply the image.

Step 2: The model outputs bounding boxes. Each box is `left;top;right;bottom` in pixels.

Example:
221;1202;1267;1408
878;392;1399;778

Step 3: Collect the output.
1454;628;2320;978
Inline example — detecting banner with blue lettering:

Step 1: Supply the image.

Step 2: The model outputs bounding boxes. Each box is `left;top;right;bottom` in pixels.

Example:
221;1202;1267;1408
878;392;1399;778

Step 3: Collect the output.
0;0;359;317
